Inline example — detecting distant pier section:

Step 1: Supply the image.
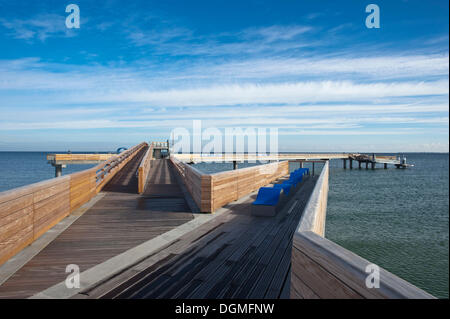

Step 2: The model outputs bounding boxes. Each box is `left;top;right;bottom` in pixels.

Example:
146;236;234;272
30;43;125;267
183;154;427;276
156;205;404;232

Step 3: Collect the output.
173;152;412;171
47;151;411;177
347;154;412;169
47;141;170;177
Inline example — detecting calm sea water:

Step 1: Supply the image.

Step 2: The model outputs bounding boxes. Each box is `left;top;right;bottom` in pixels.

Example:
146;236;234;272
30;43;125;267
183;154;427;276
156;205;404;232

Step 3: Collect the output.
0;152;448;298
0;152;96;192
325;153;449;299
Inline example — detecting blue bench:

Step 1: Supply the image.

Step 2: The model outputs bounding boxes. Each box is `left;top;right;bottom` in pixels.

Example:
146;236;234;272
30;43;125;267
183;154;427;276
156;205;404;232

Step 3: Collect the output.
273;183;292;196
290;172;303;184
251;187;284;216
251;167;310;217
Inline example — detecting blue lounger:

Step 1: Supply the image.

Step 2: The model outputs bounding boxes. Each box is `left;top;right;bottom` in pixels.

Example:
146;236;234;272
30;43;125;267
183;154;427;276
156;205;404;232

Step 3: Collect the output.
285;177;300;194
273;183;292;196
251;187;283;217
290;173;302;184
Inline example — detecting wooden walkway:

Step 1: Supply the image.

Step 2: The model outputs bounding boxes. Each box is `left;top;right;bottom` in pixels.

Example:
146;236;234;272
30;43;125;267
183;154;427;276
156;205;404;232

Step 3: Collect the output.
0;155;194;298
76;175;318;299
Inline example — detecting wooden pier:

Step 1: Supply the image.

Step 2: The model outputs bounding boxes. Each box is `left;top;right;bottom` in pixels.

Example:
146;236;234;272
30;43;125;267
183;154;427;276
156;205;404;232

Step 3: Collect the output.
0;142;431;299
346;154;412;169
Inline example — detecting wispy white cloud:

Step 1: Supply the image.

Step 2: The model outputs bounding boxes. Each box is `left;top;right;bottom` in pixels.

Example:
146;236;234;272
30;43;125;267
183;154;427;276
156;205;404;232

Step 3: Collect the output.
1;117;446;131
126;24;319;56
83;80;448;107
1;53;447;94
240;25;313;42
188;54;449;81
0;14;77;41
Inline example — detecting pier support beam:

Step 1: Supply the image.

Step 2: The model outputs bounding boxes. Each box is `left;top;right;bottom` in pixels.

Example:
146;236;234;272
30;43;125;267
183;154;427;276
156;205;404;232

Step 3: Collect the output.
53;164;66;177
233;160;238;170
371;162;375;169
358;161;361;169
343;159;347;169
365;162;369;169
299;161;304;168
349;159;353;169
384;163;388;169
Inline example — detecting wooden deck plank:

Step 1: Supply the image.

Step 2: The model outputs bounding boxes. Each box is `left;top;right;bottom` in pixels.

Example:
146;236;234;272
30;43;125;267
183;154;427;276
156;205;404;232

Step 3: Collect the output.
83;174;318;299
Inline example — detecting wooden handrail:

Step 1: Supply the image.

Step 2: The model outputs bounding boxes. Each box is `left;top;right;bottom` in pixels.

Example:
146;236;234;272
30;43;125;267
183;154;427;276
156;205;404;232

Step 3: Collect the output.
138;144;153;194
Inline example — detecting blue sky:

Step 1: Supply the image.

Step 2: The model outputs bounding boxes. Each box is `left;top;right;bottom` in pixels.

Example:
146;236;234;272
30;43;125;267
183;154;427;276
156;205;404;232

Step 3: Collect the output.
0;0;448;152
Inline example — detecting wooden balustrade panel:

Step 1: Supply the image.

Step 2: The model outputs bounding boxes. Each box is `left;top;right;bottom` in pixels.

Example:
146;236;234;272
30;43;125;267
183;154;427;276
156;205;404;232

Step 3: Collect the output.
70;168;96;211
211;161;289;211
199;175;213;212
0;176;71;265
168;159;288;213
185;166;203;208
169;157;211;212
0;189;34;266
138;146;152;194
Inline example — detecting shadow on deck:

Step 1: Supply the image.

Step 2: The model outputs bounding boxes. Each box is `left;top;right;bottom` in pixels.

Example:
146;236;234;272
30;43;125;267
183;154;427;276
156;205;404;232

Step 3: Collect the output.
77;175;318;299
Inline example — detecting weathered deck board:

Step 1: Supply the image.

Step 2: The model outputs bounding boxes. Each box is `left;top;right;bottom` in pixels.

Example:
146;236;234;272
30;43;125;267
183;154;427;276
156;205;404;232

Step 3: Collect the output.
81;175;317;299
0;158;193;299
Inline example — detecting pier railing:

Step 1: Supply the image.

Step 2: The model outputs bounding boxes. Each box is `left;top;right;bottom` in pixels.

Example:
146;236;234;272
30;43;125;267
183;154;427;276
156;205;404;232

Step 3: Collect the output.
170;157;289;212
173;153;354;163
296;161;329;236
0;142;147;267
170;157;212;212
46;153;115;163
291;161;435;299
138;144;154;194
209;161;289;211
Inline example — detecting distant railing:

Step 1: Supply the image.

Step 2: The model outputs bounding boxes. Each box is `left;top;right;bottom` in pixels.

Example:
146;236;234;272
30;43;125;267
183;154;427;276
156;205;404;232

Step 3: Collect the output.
291;161;435;299
47;153;115;163
173;153;354;163
152;141;169;148
94;142;147;191
209;161;289;211
170;156;209;211
138;144;154;194
0;142;147;267
170;156;289;212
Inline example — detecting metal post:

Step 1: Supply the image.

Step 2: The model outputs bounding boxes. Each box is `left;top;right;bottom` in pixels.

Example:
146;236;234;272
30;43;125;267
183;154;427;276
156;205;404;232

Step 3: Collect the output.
54;164;63;177
312;162;315;176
